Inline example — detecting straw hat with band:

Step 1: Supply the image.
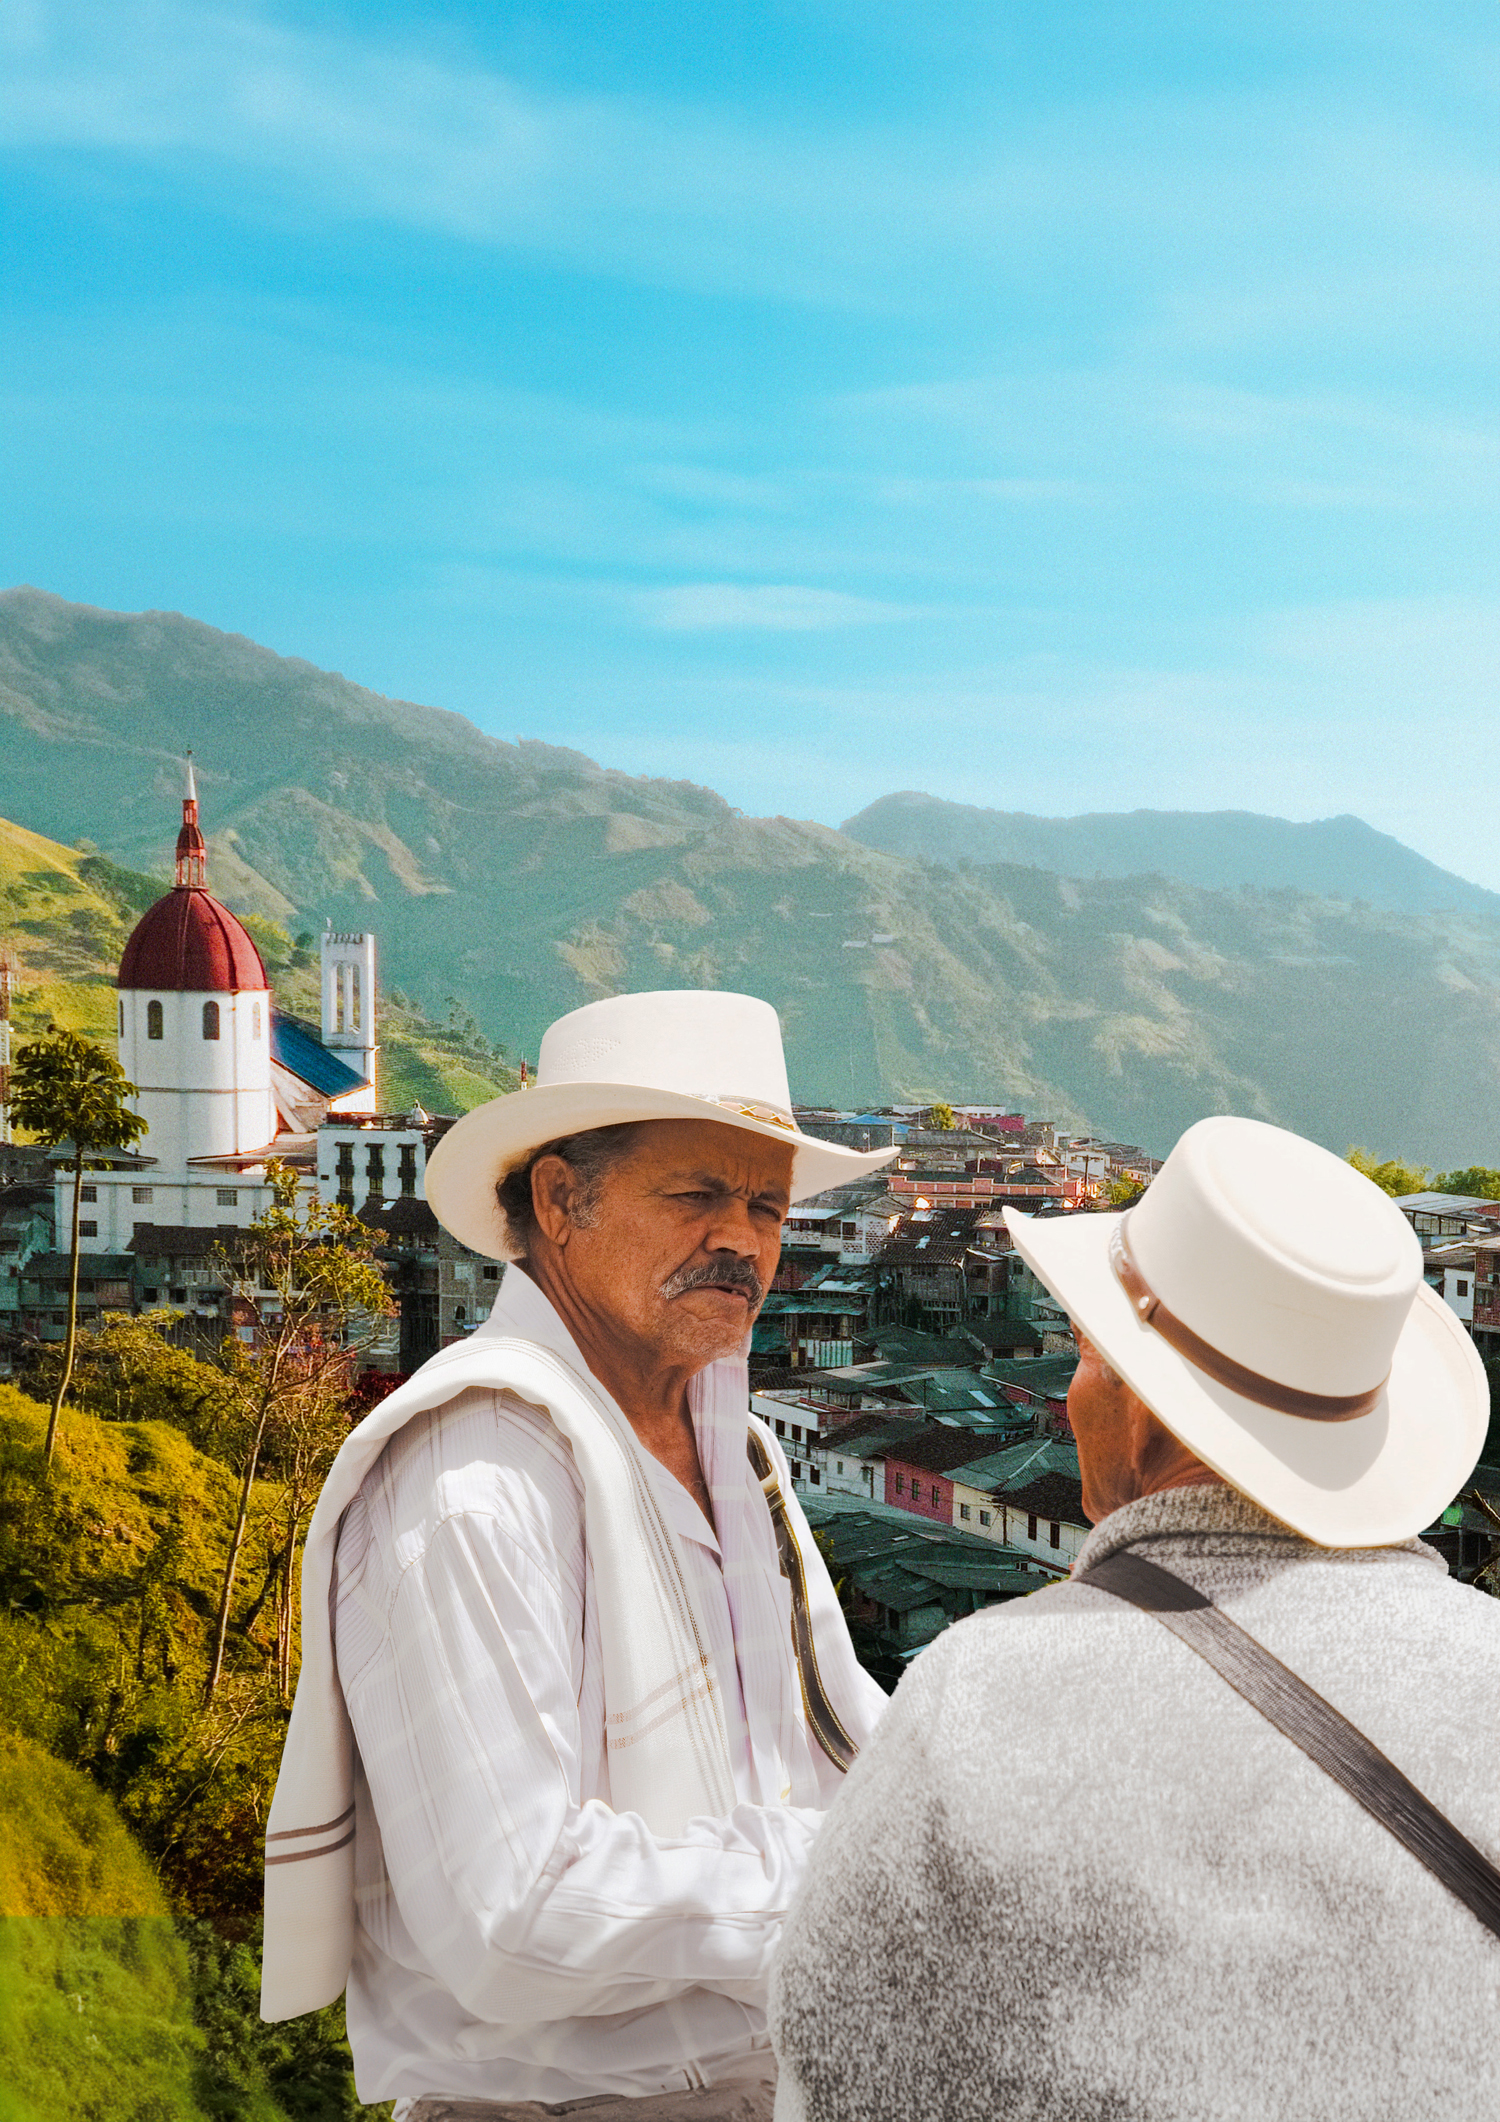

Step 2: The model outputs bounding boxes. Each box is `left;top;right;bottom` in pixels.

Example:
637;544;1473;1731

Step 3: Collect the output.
1004;1115;1488;1548
425;988;899;1262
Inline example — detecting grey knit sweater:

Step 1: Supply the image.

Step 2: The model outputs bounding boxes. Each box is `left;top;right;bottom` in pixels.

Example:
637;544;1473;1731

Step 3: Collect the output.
768;1485;1500;2122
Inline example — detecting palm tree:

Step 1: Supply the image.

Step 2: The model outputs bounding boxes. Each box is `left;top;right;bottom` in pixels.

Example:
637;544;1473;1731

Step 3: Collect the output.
9;1027;147;1462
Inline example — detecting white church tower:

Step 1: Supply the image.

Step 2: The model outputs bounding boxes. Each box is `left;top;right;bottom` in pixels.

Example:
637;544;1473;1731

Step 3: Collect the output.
320;928;378;1113
116;758;276;1169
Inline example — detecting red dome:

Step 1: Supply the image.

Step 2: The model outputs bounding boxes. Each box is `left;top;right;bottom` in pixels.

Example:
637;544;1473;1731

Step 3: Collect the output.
118;888;269;994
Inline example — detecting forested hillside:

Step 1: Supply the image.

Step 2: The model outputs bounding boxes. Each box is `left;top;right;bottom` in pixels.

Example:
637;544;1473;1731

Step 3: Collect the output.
7;587;1500;1161
0;812;518;1113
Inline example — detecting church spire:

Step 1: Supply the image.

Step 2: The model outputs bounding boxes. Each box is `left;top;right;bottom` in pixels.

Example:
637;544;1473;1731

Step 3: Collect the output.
175;751;207;889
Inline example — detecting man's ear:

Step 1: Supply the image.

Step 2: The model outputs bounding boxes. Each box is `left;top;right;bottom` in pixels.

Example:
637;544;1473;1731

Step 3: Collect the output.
530;1154;578;1248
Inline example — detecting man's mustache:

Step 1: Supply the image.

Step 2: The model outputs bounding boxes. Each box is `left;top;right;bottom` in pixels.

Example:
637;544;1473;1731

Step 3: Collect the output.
660;1258;765;1307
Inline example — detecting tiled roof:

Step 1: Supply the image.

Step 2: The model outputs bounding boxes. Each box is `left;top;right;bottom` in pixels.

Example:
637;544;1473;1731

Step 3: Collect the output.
1002;1470;1087;1524
887;1426;1012;1475
818;1410;930;1453
987;1353;1078;1400
23;1251;136;1278
963;1435;1080;1491
128;1223;243;1258
358;1196;443;1240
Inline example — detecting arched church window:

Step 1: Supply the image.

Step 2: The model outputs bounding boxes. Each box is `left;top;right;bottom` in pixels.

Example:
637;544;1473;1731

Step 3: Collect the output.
147;1001;164;1040
202;1001;220;1041
251;1002;262;1040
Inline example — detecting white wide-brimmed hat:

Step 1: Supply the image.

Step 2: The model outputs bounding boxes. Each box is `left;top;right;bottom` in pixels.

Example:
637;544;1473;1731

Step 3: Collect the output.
425;989;899;1260
1004;1115;1488;1546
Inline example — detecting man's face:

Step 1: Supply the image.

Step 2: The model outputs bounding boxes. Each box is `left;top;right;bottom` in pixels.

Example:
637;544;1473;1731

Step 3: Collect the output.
547;1118;793;1374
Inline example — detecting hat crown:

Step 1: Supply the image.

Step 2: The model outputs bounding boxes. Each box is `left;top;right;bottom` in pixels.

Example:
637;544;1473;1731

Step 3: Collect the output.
1128;1117;1422;1398
538;990;793;1114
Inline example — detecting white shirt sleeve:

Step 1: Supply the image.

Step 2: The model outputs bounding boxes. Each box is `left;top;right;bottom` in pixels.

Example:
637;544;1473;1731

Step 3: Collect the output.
339;1495;825;2029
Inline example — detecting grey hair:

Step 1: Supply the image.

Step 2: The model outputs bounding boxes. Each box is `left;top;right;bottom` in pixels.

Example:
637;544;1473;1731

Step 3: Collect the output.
495;1124;643;1262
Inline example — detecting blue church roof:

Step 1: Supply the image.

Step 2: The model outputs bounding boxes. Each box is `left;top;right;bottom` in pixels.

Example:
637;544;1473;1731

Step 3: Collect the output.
271;1010;368;1098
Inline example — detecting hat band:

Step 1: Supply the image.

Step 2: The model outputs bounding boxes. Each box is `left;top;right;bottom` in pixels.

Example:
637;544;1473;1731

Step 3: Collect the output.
704;1095;797;1132
1109;1219;1386;1422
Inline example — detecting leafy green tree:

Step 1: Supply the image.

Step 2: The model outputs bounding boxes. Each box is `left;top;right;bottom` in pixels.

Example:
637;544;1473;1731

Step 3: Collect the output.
9;1028;147;1463
27;1312;238;1453
1432;1166;1500;1201
1346;1147;1431;1199
1106;1174;1146;1209
203;1164;393;1706
926;1101;956;1132
240;913;296;975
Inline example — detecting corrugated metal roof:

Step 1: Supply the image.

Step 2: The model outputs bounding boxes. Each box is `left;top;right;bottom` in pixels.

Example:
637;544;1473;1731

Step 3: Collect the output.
271;1010;368;1097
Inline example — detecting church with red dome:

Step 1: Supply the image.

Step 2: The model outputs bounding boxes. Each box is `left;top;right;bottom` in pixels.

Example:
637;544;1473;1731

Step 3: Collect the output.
67;762;379;1256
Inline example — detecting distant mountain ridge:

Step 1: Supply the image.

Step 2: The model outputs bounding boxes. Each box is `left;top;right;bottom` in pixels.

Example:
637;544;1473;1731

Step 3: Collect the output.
6;585;1500;1165
841;793;1500;919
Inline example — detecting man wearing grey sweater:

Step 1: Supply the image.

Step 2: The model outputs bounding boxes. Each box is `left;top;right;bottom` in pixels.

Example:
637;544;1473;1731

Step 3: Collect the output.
770;1116;1500;2122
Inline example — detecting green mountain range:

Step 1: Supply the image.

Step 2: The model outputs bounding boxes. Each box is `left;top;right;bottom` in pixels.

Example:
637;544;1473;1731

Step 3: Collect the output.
842;792;1500;919
4;584;1500;1163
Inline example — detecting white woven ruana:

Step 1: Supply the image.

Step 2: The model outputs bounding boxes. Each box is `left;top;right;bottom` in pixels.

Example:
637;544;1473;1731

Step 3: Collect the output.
260;1322;745;2021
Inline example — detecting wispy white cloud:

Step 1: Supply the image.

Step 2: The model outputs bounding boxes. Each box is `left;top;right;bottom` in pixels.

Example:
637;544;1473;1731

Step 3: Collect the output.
3;0;1494;329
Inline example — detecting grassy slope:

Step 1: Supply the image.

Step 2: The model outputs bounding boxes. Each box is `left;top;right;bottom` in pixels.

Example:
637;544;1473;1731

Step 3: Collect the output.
0;1382;389;2120
0;1731;204;2122
0;813;516;1112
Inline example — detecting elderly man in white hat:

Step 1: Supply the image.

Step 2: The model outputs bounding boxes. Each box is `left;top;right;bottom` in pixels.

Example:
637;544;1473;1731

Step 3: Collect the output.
258;991;896;2118
770;1115;1500;2122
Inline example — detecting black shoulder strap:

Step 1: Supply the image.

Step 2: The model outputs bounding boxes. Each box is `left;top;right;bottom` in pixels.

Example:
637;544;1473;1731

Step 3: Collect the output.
747;1425;858;1773
1079;1547;1500;1945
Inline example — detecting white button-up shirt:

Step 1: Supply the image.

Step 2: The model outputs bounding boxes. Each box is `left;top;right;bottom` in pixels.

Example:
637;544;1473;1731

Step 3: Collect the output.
335;1268;887;2107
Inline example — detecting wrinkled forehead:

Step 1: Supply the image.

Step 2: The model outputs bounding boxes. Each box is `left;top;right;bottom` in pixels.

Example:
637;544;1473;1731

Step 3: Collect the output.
623;1116;795;1196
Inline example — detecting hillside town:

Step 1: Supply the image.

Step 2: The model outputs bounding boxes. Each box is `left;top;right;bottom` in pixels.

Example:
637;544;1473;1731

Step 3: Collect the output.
3;768;1497;1684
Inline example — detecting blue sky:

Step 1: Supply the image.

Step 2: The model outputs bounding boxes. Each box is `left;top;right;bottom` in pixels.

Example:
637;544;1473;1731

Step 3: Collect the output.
3;2;1497;879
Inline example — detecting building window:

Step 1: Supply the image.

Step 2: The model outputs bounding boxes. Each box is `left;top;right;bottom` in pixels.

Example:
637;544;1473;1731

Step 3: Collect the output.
147;1000;164;1040
143;1287;159;1303
482;1264;500;1281
1458;1280;1470;1298
811;1466;820;1484
1050;1521;1061;1548
791;1424;802;1442
959;1503;971;1519
334;1142;355;1205
836;1459;844;1475
399;1143;418;1196
217;1188;238;1207
366;1144;385;1197
202;1000;220;1041
894;1474;905;1493
791;1461;801;1480
979;1510;992;1526
78;1221;97;1238
132;1186;153;1204
80;1185;97;1202
171;1287;187;1303
251;1002;262;1039
930;1484;941;1504
1027;1514;1038;1541
774;1418;785;1437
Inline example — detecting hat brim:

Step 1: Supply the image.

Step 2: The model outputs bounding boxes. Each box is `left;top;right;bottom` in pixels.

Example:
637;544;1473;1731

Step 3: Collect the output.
1004;1207;1489;1547
426;1082;900;1260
